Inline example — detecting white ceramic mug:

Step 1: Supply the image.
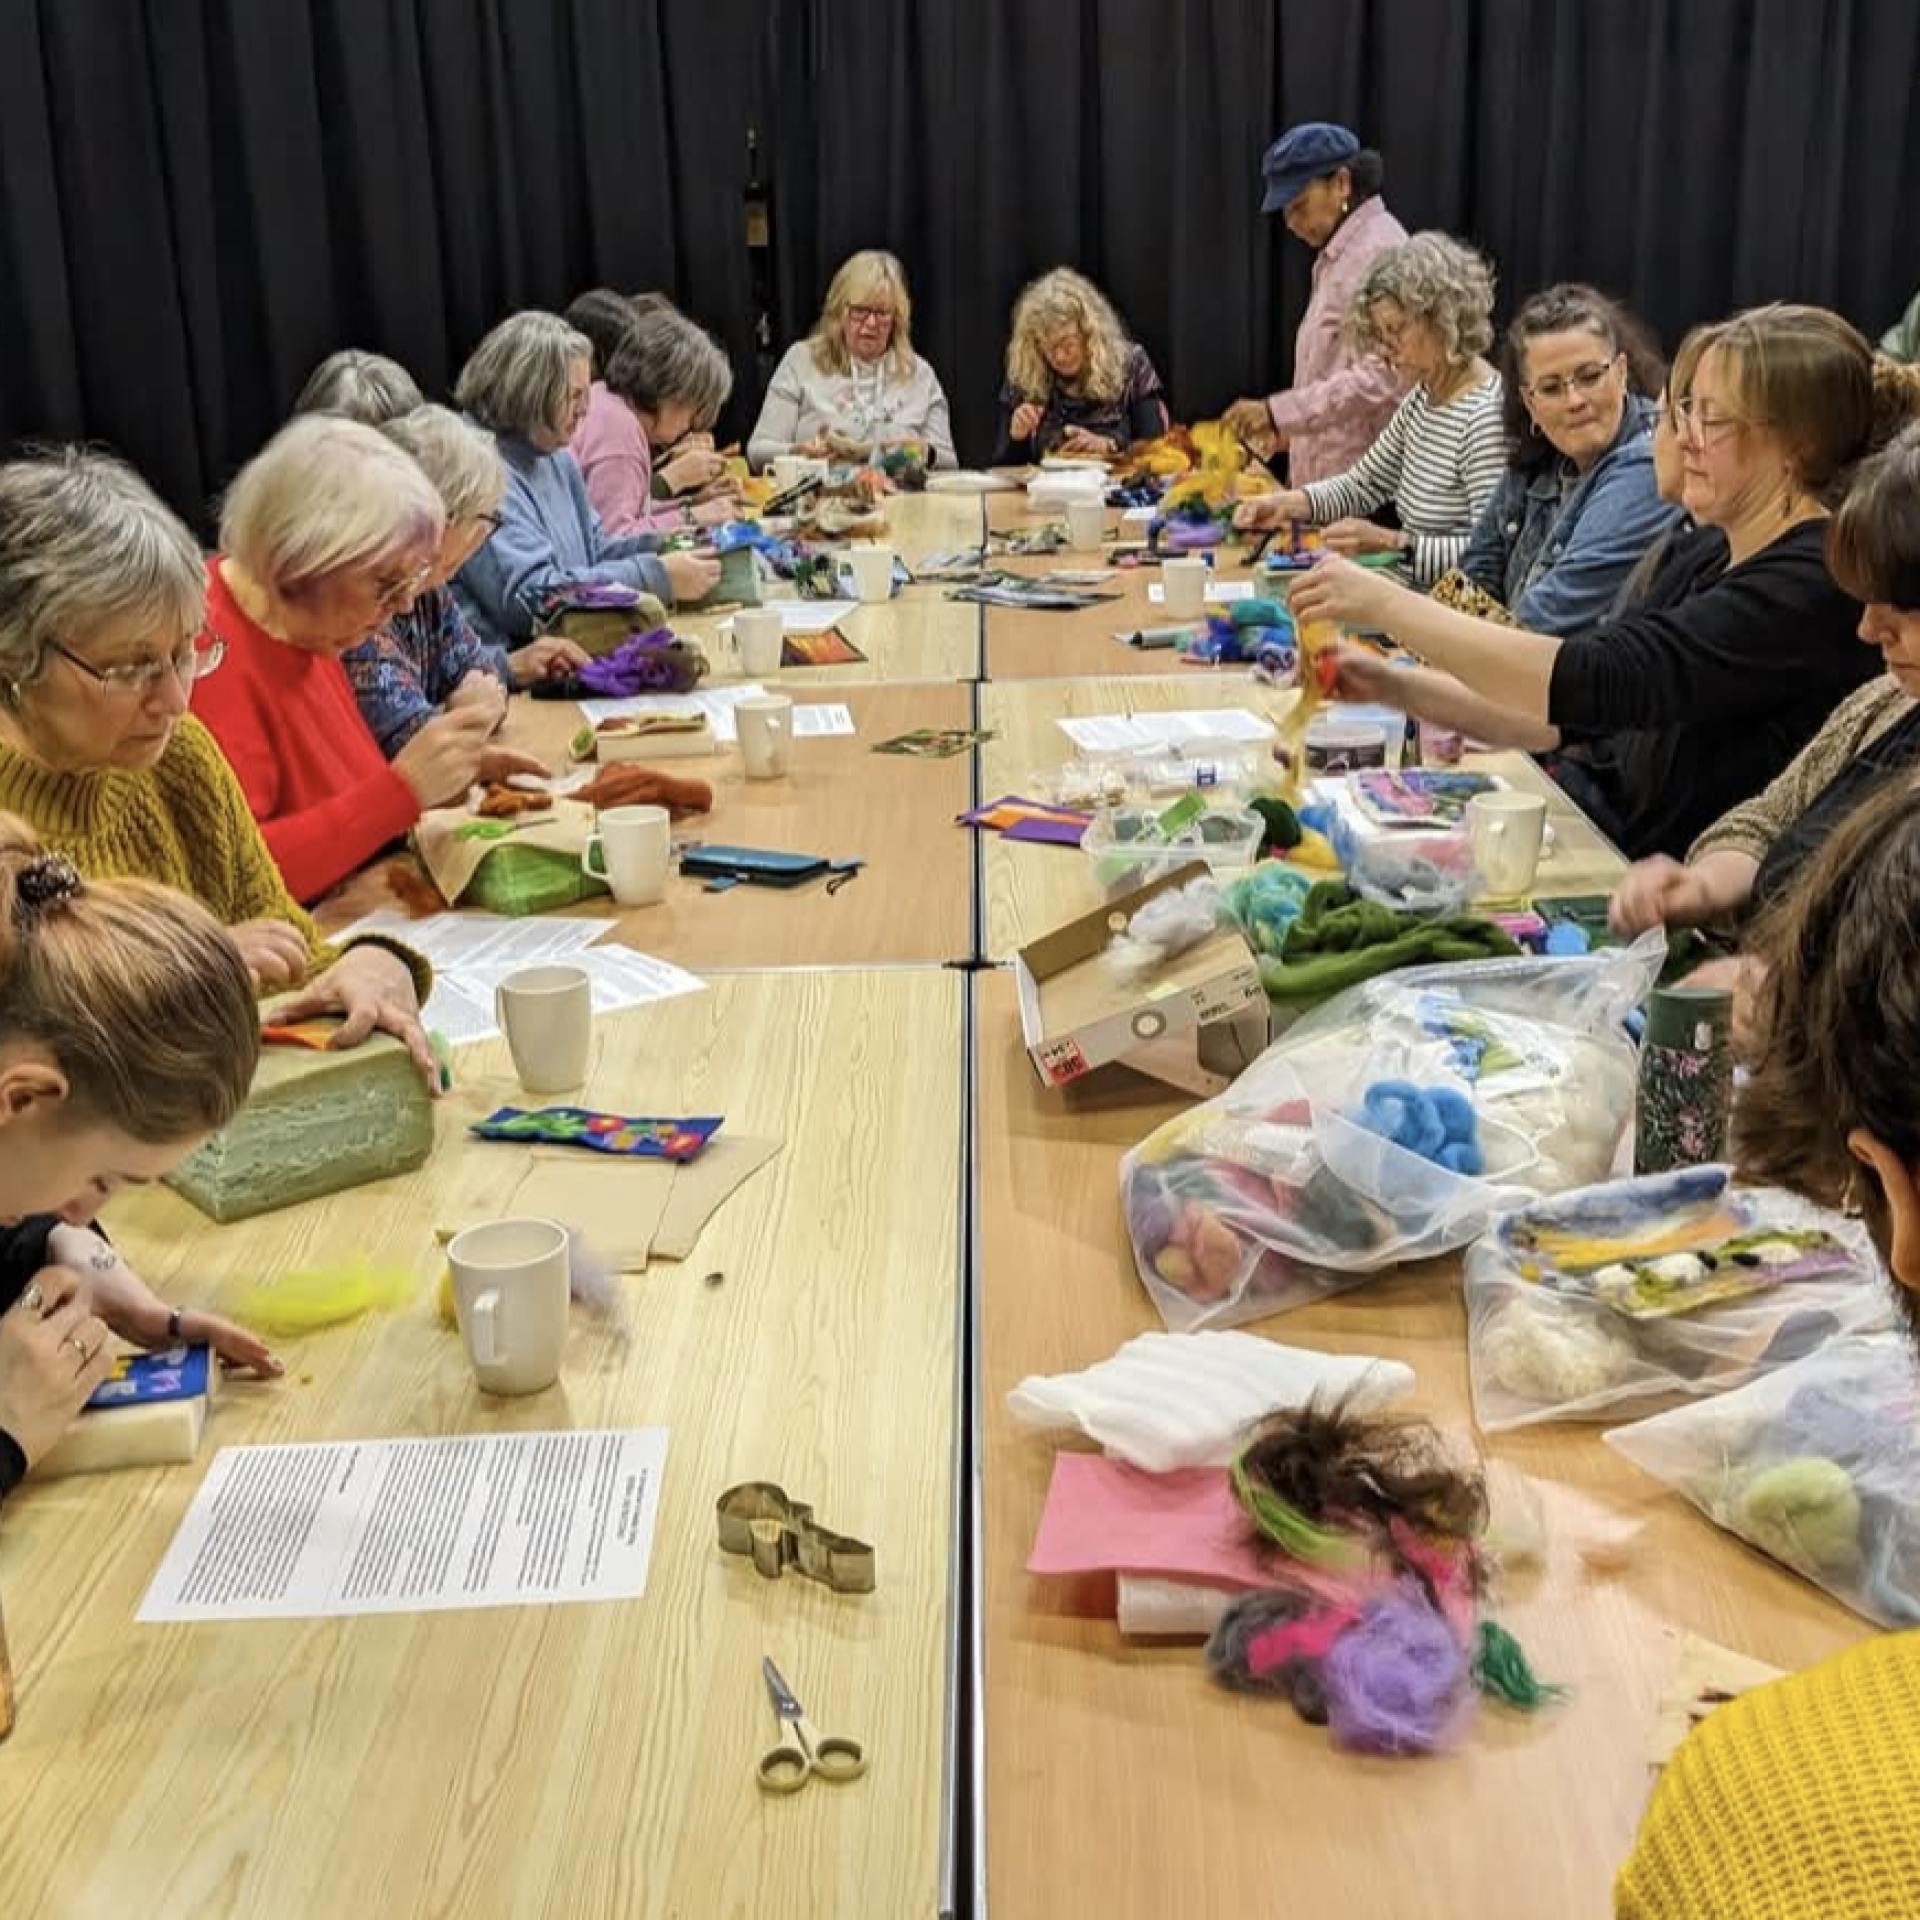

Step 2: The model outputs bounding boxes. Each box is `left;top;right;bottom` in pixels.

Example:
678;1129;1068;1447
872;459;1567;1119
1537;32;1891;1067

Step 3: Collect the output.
770;454;806;492
1065;497;1107;551
581;804;670;907
848;545;895;603
447;1218;571;1396
737;695;794;780
1162;556;1207;619
1467;790;1549;896
494;963;592;1092
731;606;786;678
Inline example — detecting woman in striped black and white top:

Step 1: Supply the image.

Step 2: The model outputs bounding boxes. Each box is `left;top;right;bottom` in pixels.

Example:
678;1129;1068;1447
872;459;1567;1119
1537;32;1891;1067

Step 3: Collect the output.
1237;232;1504;588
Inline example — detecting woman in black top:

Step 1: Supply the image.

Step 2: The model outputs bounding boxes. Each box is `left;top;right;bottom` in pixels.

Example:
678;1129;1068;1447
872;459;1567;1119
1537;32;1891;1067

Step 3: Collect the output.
1607;426;1920;985
994;268;1171;463
0;822;273;1503
1289;306;1920;860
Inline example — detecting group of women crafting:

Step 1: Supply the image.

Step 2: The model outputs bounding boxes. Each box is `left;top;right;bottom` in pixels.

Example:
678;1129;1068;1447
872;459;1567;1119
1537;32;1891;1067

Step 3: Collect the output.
2;108;1920;1914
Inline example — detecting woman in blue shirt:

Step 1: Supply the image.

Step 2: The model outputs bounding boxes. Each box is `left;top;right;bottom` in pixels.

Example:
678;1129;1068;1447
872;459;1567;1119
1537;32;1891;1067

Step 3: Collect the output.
1451;284;1679;635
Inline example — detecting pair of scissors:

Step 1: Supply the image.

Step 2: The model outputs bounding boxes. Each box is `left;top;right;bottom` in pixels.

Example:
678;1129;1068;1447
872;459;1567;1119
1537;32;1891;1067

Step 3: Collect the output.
755;1656;868;1794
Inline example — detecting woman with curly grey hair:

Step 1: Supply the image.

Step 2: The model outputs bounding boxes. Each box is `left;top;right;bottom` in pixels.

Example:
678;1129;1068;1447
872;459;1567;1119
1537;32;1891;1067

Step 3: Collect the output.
1238;232;1504;587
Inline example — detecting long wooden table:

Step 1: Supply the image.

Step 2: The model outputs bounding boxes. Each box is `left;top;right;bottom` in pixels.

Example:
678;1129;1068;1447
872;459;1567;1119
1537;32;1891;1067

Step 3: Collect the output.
970;967;1869;1920
0;970;965;1920
319;680;982;969
976;672;1626;961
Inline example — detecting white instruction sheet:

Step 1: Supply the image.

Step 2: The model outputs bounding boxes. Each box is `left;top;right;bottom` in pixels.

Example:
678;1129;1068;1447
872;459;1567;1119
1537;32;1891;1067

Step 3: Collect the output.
1057;708;1276;753
424;944;707;1047
138;1429;670;1622
718;600;857;633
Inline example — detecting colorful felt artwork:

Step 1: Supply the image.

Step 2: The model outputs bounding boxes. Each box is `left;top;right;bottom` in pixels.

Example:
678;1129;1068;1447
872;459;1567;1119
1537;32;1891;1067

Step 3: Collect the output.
957;795;1093;845
781;627;866;667
874;728;995;758
1497;1166;1858;1318
1348;769;1501;827
470;1106;723;1161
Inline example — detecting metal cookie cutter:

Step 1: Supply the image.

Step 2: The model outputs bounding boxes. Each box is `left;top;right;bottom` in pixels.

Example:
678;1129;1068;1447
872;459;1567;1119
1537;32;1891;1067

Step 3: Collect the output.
716;1482;876;1594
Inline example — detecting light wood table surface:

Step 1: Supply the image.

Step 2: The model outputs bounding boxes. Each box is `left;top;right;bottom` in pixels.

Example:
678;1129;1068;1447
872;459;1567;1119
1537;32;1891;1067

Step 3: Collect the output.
977;672;1623;960
971;967;1869;1920
673;592;983;686
320;680;982;969
981;489;1270;682
0;970;964;1920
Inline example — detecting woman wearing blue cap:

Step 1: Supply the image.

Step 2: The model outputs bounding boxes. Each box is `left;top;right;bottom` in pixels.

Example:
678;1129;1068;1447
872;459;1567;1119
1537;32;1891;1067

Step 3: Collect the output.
1224;122;1408;485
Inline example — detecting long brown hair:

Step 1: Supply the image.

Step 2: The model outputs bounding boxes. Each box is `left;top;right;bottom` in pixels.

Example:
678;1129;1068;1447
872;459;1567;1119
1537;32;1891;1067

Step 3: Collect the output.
1735;779;1920;1258
0;814;259;1141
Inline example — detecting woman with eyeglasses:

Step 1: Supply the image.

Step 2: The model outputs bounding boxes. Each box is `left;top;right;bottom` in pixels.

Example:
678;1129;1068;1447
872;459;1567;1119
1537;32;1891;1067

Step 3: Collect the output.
747;251;957;470
993;267;1170;463
1234;233;1506;587
0;448;439;1074
1291;306;1920;860
1609;423;1920;974
1445;284;1680;634
194;414;543;906
573;306;738;535
341;406;587;756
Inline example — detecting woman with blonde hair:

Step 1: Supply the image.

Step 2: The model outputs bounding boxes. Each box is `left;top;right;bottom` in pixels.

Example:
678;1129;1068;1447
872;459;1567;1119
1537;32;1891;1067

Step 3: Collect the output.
994;268;1170;462
1289;306;1920;860
194;414;544;904
748;251;956;469
0;818;284;1498
0;447;438;1073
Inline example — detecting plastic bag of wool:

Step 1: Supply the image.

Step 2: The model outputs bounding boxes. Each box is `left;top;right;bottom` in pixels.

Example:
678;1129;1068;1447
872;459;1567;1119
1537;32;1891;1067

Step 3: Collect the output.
1465;1166;1892;1433
1120;933;1662;1332
1604;1331;1920;1628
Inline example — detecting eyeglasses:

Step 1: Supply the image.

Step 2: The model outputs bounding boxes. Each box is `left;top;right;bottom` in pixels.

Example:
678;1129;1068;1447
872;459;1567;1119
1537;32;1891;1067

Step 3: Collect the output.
1523;359;1621;404
476;510;505;534
1671;395;1761;446
847;305;895;327
370;558;436;609
45;635;226;697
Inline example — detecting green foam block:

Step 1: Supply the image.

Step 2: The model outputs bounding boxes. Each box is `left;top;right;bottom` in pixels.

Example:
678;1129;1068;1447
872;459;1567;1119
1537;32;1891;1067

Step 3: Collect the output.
166;1031;436;1223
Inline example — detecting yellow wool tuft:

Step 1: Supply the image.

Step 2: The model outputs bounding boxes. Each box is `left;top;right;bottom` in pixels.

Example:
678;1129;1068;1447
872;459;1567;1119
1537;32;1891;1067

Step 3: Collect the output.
227;1257;418;1337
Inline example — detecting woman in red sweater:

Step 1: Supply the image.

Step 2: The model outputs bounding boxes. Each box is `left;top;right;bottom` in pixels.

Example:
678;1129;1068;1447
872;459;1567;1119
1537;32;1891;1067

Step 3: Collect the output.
194;415;542;903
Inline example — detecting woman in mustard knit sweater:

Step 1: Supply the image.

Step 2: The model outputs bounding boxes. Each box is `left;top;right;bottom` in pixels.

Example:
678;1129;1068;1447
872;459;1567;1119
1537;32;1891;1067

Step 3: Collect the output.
0;449;435;1074
1616;781;1920;1918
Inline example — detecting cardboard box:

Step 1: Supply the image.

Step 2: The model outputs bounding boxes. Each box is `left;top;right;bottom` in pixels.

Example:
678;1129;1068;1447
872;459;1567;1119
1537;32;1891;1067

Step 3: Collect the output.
1013;862;1269;1097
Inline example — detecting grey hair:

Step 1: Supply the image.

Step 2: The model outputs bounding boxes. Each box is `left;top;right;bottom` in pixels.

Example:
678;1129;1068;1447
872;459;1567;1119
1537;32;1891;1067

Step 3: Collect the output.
455;311;592;440
0;448;206;694
603;311;734;429
1349;232;1498;364
292;349;426;426
379;405;506;523
219;414;443;589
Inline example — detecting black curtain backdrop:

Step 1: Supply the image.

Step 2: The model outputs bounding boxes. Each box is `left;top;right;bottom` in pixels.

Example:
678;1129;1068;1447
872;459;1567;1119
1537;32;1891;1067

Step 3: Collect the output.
4;0;1919;526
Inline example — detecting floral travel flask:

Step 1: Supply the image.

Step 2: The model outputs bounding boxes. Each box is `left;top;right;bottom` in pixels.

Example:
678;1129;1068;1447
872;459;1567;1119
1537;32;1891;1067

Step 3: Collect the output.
1634;986;1734;1174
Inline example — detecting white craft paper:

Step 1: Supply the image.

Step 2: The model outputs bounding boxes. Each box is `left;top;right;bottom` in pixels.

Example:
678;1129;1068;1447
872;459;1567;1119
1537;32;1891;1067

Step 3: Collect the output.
138;1429;669;1622
429;945;707;1047
1057;709;1276;753
1147;579;1256;605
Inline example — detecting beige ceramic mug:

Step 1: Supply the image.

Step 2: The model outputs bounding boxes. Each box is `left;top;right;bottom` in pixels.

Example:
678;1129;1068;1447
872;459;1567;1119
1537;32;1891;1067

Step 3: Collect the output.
448;1218;571;1396
1467;790;1549;895
581;804;671;907
737;695;794;780
732;606;786;678
494;963;592;1092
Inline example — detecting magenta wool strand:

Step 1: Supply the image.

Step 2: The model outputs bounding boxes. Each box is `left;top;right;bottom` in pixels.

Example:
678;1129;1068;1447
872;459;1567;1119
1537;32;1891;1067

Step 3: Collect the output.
1322;1587;1472;1756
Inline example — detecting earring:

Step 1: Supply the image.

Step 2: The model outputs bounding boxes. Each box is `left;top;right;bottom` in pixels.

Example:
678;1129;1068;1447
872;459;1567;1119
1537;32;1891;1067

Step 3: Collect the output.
1339;198;1350;216
1528;419;1543;439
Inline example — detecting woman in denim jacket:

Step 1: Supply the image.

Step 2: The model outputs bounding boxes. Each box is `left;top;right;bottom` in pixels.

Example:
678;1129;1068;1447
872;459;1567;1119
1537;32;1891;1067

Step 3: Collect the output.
1456;285;1680;635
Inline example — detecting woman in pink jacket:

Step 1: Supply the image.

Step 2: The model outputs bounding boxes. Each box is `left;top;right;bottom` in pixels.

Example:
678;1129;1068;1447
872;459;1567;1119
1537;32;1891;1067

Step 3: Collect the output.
1226;122;1409;486
571;307;736;537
